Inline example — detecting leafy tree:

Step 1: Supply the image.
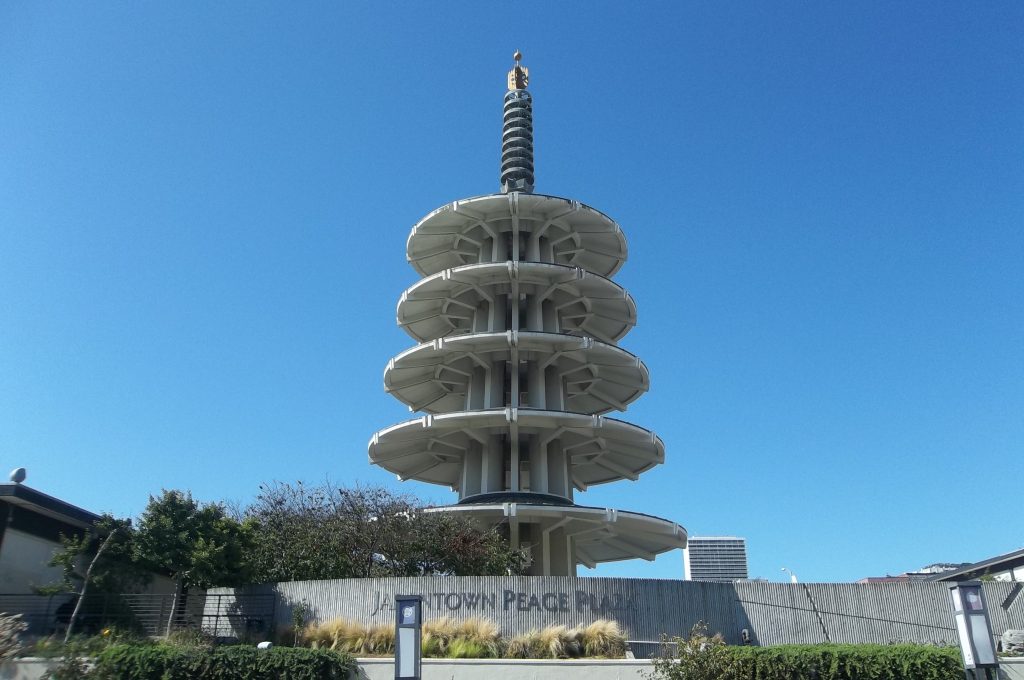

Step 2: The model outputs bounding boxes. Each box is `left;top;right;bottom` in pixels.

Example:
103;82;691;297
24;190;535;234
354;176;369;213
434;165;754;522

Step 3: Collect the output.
135;490;254;589
134;490;255;633
41;515;152;641
244;482;527;582
405;510;529;576
42;515;149;596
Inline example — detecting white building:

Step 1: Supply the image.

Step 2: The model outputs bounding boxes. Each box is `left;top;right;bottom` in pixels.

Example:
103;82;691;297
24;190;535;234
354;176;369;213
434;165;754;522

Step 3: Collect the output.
929;548;1024;583
368;54;687;575
684;536;749;582
0;478;100;594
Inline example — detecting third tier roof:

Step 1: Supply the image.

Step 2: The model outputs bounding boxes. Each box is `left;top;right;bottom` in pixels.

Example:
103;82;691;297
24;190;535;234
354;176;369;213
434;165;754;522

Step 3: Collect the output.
384;331;649;415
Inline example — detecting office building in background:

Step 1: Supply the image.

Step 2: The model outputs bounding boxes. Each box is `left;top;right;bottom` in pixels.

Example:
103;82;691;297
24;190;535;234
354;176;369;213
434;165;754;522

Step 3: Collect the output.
685;536;749;581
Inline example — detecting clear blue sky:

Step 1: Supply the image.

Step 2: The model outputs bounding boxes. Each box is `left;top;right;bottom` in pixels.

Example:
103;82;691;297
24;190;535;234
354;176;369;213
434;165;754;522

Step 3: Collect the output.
2;2;1021;583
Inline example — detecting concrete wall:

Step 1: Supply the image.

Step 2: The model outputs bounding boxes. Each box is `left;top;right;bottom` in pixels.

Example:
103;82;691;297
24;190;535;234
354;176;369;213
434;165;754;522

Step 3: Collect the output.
0;529;65;594
3;657;1023;680
208;576;1024;649
0;659;71;680
352;658;651;680
0;659;649;680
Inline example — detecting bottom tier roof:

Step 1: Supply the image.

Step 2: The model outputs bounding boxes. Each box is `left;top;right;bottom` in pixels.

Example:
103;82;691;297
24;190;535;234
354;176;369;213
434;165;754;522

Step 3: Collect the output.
426;501;686;568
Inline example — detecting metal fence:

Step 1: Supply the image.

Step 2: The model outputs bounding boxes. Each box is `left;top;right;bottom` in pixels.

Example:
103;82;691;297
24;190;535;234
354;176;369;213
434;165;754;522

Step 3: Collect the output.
0;592;276;639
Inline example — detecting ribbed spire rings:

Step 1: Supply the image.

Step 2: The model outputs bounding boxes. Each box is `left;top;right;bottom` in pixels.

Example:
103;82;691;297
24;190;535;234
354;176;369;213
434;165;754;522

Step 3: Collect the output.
502;52;534;194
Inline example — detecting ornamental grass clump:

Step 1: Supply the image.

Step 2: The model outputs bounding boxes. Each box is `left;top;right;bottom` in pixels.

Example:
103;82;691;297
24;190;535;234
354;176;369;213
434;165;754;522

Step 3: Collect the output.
534;624;583;659
580;619;628;658
503;620;627;659
301;620;333;650
301;615;628;660
421;616;459;657
503;630;536;659
536;625;569;658
453;617;501;658
447;638;491;658
304;618;366;653
363;624;395;656
301;619;395;656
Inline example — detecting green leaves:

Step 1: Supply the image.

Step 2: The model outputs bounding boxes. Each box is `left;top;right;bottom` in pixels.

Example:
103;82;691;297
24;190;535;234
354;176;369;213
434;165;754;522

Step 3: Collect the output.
134;490;253;589
650;622;740;680
91;644;354;679
50;483;527;600
244;482;528;582
41;515;149;596
650;634;963;680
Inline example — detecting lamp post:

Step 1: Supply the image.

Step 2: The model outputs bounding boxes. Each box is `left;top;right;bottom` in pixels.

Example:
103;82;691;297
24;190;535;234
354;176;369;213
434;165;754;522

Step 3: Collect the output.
781;567;798;583
948;582;999;680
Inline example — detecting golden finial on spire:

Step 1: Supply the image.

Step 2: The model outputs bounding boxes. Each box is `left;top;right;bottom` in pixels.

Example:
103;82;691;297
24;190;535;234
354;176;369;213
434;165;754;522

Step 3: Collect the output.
507;50;529;90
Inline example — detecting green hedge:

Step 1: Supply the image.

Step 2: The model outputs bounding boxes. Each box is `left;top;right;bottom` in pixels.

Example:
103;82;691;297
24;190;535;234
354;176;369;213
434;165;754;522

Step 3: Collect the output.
728;644;963;680
91;644;355;680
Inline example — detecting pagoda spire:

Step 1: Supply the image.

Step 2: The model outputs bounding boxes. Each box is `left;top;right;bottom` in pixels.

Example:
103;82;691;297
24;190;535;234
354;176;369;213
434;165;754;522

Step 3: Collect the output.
501;51;534;193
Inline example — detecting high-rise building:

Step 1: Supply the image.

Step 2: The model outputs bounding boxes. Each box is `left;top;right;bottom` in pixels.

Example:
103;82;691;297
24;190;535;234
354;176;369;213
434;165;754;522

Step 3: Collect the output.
684;536;749;582
368;53;687;576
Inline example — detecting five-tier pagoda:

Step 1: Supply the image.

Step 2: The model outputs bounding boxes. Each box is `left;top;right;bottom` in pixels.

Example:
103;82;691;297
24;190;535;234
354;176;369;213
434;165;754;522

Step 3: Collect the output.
369;53;686;576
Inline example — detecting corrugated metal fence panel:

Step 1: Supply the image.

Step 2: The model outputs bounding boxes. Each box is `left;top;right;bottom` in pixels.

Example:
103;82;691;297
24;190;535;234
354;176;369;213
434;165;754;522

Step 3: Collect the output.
983;581;1024;632
732;582;826;645
206;578;1024;647
734;581;1022;646
808;582;954;645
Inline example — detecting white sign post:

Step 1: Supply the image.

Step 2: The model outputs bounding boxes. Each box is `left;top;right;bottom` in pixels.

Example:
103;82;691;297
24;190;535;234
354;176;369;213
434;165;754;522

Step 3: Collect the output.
394;595;422;680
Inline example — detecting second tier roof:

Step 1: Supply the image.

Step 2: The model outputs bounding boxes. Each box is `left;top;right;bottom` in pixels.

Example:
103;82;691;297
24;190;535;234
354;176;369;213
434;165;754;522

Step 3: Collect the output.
368;409;665;489
397;261;637;344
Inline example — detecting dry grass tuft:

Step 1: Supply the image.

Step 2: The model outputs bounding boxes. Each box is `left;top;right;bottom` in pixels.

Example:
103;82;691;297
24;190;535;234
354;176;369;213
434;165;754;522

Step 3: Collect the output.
302;618;373;654
580;619;627;658
302;615;627;660
503;630;536;659
536;624;575;658
302;620;333;650
448;638;493;658
363;623;395;656
455;617;501;657
421;631;443;658
422;616;458;656
334;619;367;653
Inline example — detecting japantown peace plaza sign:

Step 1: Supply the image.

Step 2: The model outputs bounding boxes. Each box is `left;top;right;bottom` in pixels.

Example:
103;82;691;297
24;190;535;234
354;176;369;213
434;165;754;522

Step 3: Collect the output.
369;588;636;618
207;577;1024;651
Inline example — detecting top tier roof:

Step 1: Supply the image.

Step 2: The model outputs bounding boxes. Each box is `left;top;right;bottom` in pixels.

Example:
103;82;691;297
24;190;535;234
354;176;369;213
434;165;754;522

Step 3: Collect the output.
406;193;628;278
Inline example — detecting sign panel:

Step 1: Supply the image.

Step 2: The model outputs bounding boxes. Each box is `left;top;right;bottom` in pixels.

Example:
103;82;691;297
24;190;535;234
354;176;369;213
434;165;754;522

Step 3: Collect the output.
394;595;422;680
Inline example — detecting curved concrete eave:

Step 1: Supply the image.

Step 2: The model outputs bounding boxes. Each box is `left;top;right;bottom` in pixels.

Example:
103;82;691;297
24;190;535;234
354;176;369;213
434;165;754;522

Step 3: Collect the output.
382;331;650;416
426;502;687;567
368;409;665;488
396;261;637;344
406;193;628;278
